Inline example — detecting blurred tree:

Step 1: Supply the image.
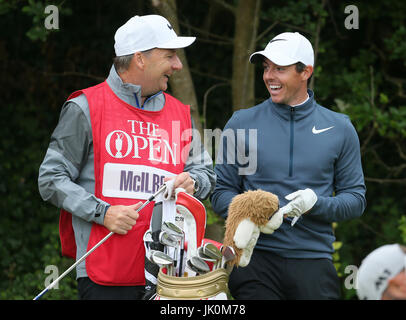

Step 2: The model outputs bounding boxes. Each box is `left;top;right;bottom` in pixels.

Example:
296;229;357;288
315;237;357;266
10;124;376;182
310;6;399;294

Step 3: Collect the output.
231;0;261;110
151;0;203;134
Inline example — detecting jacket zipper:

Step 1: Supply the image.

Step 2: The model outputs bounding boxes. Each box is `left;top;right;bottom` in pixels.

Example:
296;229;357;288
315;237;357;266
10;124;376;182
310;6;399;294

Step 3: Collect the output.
289;107;295;177
134;91;163;109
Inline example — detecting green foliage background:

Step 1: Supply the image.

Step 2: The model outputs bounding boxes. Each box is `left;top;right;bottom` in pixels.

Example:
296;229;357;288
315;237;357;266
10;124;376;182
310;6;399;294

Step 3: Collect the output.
0;0;405;300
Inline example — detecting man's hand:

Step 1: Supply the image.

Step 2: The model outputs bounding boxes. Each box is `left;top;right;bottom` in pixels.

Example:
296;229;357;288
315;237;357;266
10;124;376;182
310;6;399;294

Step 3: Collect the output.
103;202;142;234
164;172;195;198
278;188;317;221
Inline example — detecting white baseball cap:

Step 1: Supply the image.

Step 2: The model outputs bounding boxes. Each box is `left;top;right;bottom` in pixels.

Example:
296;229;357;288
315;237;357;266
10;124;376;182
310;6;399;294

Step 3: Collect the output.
249;32;314;67
356;244;406;300
114;15;196;56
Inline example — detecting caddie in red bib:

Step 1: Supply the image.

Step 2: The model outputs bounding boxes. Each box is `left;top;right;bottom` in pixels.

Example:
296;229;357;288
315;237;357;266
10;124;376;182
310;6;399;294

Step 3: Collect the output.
74;83;191;285
39;14;216;300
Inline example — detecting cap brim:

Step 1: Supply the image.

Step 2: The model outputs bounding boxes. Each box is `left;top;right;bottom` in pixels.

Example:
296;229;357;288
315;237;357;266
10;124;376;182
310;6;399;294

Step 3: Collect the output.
249;50;299;66
158;36;196;49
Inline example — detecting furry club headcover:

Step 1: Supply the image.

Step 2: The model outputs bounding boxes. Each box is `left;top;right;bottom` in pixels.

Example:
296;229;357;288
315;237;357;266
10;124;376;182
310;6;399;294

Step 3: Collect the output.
223;189;280;267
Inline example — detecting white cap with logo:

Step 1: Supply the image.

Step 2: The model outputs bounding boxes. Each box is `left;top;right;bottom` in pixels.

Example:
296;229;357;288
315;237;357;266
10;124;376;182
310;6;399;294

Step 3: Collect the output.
114;15;196;57
249;32;314;67
356;244;405;300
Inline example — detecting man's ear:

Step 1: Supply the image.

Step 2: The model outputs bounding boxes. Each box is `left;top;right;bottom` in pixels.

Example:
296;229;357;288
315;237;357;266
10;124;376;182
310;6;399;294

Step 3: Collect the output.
302;65;314;81
133;52;146;70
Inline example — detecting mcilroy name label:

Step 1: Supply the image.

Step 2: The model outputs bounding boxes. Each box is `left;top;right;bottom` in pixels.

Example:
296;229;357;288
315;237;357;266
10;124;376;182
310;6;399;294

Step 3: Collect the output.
102;163;174;199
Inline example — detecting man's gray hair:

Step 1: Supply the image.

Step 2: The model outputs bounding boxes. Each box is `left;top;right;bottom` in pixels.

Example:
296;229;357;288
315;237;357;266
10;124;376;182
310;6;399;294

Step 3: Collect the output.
113;49;155;74
113;53;134;73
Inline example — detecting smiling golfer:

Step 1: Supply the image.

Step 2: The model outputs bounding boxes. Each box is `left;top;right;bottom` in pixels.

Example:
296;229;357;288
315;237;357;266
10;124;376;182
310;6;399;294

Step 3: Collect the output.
211;32;366;299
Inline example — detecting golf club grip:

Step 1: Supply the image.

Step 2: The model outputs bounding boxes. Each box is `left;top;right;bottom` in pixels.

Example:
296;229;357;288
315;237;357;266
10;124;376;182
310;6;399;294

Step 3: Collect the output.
150;201;164;251
178;248;184;276
150;202;163;232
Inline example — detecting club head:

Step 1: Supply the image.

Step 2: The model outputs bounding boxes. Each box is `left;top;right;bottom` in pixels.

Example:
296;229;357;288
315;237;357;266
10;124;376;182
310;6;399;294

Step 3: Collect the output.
221;245;236;268
162;221;184;237
197;246;217;262
203;243;222;260
187;256;210;275
146;249;157;262
143;230;153;243
151;250;174;267
162;221;184;246
159;231;179;248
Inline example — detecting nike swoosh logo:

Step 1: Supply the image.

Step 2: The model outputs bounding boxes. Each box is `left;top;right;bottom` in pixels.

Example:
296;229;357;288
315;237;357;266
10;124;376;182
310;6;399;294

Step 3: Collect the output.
269;38;287;44
312;126;334;134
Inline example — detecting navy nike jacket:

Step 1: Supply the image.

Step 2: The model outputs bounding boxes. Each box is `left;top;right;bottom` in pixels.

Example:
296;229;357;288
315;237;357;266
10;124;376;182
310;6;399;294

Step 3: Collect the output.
210;90;366;259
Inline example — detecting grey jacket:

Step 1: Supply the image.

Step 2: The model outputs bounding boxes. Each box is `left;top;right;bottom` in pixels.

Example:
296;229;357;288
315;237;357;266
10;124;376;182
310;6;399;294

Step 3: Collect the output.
38;65;216;279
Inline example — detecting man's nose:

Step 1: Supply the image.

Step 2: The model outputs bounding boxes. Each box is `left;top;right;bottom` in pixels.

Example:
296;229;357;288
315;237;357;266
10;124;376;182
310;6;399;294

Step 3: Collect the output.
173;54;183;70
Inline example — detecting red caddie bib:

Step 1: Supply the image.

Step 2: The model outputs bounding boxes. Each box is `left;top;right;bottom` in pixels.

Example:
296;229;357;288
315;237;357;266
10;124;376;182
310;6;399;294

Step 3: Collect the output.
59;81;192;286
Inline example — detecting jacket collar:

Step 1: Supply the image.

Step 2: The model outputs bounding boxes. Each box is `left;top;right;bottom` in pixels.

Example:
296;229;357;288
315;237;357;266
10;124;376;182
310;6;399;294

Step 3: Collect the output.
105;65;165;110
268;89;316;121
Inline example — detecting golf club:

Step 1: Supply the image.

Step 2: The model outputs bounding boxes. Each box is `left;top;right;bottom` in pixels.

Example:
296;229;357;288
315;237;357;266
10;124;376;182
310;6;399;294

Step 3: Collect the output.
150;250;175;276
159;230;179;248
196;246;218;271
143;230;153;244
202;242;222;270
220;245;236;268
33;183;167;300
159;230;179;266
187;256;210;275
162;221;185;277
197;246;217;263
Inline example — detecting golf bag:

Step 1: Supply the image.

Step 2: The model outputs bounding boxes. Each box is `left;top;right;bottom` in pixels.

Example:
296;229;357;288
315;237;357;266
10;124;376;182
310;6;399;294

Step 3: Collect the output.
143;189;230;300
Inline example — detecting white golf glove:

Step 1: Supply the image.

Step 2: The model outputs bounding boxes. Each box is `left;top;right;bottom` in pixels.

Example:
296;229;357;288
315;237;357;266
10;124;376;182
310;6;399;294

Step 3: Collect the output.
163;178;176;200
278;188;317;226
233;209;283;267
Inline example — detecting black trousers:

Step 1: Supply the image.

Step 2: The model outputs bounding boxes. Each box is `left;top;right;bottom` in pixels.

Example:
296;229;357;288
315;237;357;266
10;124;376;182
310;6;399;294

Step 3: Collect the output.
77;277;145;300
229;249;341;300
